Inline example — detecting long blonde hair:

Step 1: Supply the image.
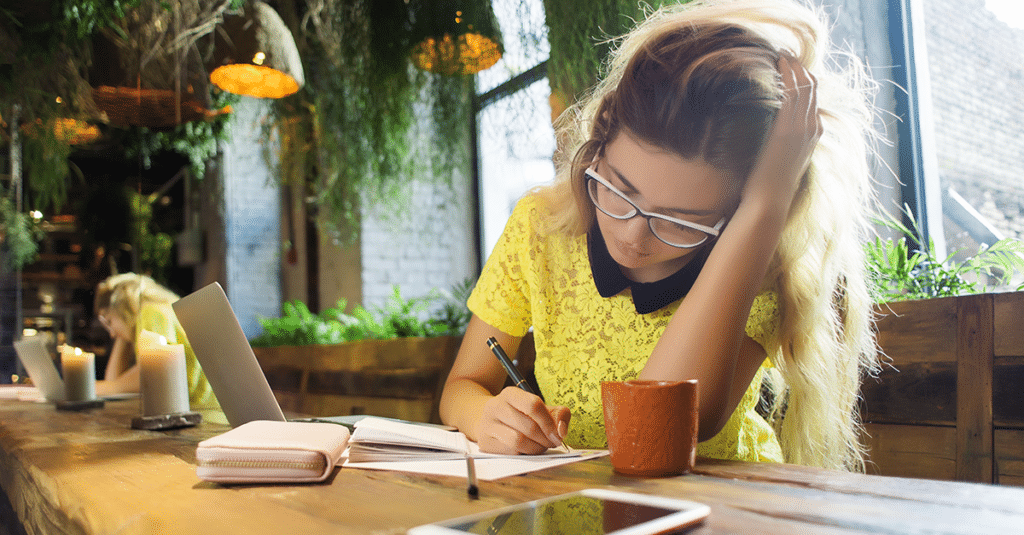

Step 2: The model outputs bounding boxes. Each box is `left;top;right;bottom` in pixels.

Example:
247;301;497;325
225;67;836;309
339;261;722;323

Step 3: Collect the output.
94;273;180;341
535;0;880;471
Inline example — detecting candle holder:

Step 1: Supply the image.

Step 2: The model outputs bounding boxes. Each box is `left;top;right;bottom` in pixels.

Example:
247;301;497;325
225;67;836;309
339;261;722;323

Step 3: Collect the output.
56;399;106;411
131;411;202;430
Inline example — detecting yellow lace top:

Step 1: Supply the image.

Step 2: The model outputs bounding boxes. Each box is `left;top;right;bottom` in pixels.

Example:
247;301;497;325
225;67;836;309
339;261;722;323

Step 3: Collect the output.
135;303;220;411
468;195;782;463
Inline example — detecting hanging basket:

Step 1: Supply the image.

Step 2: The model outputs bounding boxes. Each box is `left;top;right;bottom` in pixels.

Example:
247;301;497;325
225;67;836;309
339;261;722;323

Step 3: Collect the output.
92;86;230;128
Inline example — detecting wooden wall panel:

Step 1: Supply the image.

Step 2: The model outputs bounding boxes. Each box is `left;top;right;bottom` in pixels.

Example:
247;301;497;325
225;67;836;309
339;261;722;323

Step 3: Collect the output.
995;429;1024;487
860;362;956;425
864;292;1024;486
863;423;956;481
956;294;994;483
301;394;433;423
993;359;1024;427
253;337;462;424
994;292;1024;357
875;297;957;364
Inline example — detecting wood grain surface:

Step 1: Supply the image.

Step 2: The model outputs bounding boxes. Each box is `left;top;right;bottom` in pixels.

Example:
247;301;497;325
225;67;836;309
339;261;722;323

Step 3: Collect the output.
3;398;1024;534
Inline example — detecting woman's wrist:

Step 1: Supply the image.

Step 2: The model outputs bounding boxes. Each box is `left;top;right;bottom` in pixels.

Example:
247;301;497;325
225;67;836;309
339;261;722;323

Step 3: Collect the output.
439;377;493;440
729;193;791;241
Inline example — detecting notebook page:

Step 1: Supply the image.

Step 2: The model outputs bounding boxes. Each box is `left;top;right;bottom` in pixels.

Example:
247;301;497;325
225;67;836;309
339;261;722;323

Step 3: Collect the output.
351;417;469;453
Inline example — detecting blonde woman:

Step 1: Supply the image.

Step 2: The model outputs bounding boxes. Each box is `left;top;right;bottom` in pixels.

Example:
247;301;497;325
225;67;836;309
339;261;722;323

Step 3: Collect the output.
94;273;219;410
440;0;879;470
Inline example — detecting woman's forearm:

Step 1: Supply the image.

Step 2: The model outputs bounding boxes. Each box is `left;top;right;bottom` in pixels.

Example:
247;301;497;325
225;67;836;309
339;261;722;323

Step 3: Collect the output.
96;363;140;396
103;338;133;381
642;200;786;439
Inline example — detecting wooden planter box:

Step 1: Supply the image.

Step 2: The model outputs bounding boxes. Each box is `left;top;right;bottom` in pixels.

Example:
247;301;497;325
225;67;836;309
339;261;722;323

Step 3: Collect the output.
252;336;462;424
861;291;1024;485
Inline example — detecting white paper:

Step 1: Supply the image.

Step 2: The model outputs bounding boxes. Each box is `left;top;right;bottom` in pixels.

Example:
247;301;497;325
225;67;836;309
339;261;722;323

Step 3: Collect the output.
0;386;46;402
348;417;584;463
342;449;608;481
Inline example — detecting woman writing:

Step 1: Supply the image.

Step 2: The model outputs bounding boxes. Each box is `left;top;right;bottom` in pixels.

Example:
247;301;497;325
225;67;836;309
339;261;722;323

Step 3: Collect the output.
440;0;879;470
94;273;219;410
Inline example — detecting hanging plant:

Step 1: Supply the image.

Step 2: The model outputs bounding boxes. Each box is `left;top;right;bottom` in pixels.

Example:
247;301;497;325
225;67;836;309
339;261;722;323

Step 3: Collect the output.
130;190;174;284
0;196;44;272
117;89;240;178
267;0;471;244
1;1;238;222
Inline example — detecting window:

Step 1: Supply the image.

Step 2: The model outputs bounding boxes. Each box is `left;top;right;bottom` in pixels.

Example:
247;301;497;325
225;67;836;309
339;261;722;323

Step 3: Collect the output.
901;0;1024;288
475;0;554;263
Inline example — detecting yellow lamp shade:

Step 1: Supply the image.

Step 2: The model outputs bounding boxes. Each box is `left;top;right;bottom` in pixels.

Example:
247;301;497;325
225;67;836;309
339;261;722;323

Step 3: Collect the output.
411;32;502;76
209;64;300;100
409;1;504;76
209;2;304;98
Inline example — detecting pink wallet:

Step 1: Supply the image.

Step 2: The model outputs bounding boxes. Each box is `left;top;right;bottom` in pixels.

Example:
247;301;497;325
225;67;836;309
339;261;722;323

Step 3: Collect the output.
196;420;350;483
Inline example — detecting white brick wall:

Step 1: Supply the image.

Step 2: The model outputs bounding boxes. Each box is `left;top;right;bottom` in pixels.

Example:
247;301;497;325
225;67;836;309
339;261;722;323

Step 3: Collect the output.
360;174;475;311
924;0;1024;240
220;98;282;336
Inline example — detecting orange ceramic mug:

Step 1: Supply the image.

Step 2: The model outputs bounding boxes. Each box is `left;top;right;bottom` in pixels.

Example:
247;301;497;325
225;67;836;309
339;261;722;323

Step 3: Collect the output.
601;379;699;476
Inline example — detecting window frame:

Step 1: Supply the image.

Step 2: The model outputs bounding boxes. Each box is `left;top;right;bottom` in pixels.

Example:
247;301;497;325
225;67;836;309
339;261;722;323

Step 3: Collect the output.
888;0;947;256
470;61;550;270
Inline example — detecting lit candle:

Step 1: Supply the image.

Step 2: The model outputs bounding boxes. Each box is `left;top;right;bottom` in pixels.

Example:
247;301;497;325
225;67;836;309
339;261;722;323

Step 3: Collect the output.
61;346;96;402
138;336;190;416
137;329;164;351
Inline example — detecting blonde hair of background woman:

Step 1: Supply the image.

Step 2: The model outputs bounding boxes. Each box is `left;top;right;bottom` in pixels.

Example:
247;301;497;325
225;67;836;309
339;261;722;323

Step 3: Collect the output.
534;0;881;471
94;273;180;342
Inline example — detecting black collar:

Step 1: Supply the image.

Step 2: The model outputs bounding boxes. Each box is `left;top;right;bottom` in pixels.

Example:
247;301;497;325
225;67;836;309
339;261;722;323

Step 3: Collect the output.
587;224;710;314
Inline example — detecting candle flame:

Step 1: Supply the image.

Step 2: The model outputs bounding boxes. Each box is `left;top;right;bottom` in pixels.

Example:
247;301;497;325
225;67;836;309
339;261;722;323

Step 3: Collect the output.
159;335;169;345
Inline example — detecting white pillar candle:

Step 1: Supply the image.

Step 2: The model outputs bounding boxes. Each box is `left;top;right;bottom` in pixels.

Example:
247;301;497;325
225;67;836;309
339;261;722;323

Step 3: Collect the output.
138;338;190;416
61;346;96;402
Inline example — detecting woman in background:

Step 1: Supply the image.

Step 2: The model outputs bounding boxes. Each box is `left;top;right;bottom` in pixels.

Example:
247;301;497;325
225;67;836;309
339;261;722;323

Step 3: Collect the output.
94;273;219;410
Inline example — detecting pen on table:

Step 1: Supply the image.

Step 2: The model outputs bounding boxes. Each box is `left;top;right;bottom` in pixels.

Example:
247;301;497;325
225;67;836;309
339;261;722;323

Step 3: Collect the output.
485;337;572;454
465;455;478;499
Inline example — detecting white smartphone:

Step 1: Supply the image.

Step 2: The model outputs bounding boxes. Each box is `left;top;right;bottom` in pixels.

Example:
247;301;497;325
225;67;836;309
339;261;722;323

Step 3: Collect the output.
407;488;710;535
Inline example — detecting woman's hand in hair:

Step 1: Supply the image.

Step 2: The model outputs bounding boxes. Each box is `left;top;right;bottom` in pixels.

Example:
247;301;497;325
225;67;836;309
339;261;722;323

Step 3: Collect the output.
742;55;822;218
475;387;570;455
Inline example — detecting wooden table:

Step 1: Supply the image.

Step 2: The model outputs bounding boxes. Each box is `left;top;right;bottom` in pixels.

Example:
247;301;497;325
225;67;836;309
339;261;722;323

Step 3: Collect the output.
2;398;1024;535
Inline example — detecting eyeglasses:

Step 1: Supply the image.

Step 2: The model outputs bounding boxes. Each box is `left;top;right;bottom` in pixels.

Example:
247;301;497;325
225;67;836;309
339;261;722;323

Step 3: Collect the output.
585;167;726;248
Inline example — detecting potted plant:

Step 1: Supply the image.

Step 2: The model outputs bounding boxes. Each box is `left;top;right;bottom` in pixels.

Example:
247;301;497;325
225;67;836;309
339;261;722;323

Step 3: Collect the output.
249;282;472;424
861;208;1024;485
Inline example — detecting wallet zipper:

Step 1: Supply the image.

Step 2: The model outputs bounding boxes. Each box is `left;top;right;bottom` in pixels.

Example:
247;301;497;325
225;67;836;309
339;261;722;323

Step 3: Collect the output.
199;458;326;471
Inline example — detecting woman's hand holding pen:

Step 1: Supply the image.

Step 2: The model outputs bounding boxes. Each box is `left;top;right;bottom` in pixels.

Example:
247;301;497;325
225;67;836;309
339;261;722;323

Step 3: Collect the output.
476;387;570;455
439;317;571;455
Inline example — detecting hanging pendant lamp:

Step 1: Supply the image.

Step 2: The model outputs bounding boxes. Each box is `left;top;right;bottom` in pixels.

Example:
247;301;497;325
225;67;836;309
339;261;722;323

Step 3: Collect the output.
409;0;504;76
209;1;304;99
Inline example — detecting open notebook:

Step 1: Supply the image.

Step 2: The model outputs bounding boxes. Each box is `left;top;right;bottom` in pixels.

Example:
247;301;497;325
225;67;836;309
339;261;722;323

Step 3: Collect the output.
347;417;581;463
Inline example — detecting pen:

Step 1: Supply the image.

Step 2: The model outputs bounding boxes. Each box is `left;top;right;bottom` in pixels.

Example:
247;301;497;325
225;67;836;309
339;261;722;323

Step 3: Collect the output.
486;337;572;453
486;337;534;394
465;455;478;499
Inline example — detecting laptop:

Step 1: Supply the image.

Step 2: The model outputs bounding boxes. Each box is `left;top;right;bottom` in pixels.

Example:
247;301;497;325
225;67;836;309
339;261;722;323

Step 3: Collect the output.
12;336;66;402
172;282;287;427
